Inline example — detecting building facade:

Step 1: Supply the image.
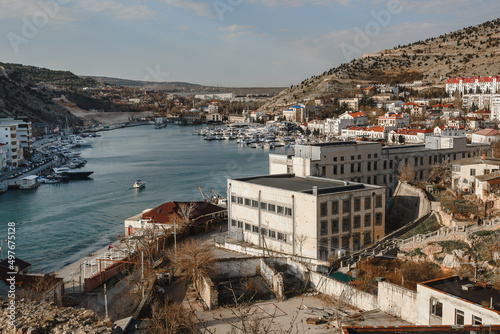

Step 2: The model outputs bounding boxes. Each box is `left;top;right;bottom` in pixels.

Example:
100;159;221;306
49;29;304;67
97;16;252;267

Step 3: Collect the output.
228;175;385;261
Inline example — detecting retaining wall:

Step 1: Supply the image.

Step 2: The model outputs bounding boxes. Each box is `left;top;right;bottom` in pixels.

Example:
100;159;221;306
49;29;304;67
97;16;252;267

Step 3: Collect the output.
197;275;218;310
378;281;417;324
260;259;284;300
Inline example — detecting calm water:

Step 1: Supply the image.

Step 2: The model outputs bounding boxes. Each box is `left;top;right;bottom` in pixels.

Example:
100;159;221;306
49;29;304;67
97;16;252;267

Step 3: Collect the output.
0;125;290;272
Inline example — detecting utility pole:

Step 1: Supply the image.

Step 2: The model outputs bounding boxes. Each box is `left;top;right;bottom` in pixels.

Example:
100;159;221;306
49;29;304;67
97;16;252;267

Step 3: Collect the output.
141;251;145;299
104;284;108;319
174;221;177;255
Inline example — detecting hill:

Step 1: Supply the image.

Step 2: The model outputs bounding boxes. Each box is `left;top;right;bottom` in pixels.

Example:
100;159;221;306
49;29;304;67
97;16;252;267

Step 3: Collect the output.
262;18;500;110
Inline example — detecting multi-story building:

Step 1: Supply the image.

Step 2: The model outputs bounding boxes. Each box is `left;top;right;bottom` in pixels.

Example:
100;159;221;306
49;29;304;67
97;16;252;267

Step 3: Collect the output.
0;117;33;159
446;76;500;96
0;124;19;168
269;140;490;197
0;143;7;174
387;128;434;145
339;98;360;111
283;104;305;123
451;155;500;194
341;126;388;140
227;174;386;261
325;112;368;135
378;112;409;129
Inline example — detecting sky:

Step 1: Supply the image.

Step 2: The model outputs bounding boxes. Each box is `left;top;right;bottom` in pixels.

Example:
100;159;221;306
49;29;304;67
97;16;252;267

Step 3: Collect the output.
0;0;499;87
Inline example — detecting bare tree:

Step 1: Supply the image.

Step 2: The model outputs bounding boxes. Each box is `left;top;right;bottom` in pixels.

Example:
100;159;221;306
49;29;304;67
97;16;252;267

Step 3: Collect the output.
167;238;214;294
149;300;195;334
178;202;196;230
428;161;451;186
333;283;354;329
398;163;416;183
294;234;308;257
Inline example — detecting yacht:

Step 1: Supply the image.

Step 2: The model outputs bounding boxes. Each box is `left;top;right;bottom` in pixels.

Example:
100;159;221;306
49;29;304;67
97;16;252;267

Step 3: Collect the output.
133;180;146;189
53;167;93;179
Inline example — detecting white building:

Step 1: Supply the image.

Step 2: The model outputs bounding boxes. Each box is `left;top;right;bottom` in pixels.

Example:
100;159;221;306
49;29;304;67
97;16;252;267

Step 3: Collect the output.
417;276;500;326
0;124;19;167
376;100;404;113
388;128;434;145
250;110;266;122
446;76;500;96
195;93;235;100
228;174;386;261
0;143;7;173
471;129;500;144
378;112;410;129
306;120;326;134
434;126;466;137
283;104;305;123
0;117;33;159
341;126;389;140
325;112;368;135
451;155;500;194
338;98;360;111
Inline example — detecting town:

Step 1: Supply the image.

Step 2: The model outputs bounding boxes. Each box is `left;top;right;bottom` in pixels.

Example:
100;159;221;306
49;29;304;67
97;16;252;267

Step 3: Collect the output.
1;71;500;334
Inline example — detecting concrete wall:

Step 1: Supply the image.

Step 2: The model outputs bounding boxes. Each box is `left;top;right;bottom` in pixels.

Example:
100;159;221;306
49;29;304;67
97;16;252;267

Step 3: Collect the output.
212;258;261;280
260;259;284;300
378;281;417;324
309;271;378;311
197;275;218;310
387;181;431;230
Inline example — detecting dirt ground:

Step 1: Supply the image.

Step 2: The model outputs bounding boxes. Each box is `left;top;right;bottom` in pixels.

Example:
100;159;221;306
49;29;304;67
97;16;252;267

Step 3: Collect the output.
55;98;151;126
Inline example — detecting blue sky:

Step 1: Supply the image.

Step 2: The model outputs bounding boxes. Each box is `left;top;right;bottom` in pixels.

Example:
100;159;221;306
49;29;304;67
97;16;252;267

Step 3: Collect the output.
0;0;499;87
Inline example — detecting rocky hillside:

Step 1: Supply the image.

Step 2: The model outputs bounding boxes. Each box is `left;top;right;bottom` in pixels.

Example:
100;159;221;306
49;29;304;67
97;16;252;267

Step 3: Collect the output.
262;18;500;110
0;65;83;130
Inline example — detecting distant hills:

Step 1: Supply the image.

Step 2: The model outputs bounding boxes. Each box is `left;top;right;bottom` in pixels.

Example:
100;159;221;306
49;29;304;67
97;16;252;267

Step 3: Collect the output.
262;18;500;110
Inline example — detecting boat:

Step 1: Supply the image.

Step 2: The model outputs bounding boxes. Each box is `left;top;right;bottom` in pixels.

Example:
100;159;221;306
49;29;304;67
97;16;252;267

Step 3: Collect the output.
133;180;146;188
155;123;168;129
53;167;93;179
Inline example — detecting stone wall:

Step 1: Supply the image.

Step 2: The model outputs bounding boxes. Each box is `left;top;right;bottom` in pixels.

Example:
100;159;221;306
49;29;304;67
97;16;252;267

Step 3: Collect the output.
212;258;261;280
378;281;417;324
197;275;218;310
387;182;432;230
260;259;284;300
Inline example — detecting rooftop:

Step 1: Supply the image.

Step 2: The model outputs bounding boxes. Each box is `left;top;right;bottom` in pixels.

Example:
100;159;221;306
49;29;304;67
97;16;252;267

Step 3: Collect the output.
343;325;500;334
420;276;500;311
454;156;500;166
234;174;379;195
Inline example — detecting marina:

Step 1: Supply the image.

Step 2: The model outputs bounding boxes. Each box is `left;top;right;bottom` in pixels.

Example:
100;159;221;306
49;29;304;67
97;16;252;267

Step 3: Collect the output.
0;125;292;272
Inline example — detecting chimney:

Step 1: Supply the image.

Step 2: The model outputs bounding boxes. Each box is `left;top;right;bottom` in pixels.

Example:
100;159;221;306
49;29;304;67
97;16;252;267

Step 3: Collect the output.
312;186;318;195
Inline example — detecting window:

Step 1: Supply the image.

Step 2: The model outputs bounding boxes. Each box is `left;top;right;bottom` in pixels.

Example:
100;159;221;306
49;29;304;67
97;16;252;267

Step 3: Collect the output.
342;217;350;232
333;157;337;162
237;197;243;204
237;221;243;228
231;219;236;227
368;154;371;159
374;154;378;158
353;215;361;229
245;223;251;231
367;161;371;171
472;315;482;325
340;164;344;174
455;309;464;325
285;208;292;216
268;204;276;212
351;164;355;173
331;219;339;233
357;163;361;172
351;155;355;160
252;225;259;233
330;237;339;250
420;157;423;166
333;165;338;175
320;202;328;216
277;232;287;242
367;176;371;184
252;200;259;208
470;169;476;176
429;156;432;165
383;160;387;169
414;157;418;166
364;213;371;227
430;299;442;318
261;202;267;210
231;196;236;203
374;161;378;171
320;221;328;235
341;235;349;249
341;157;344;161
277;206;284;214
358;154;361;159
342;199;350;213
365;196;371;211
375;213;383;226
354;198;361;211
269;230;276;238
245;198;251;206
261;228;267;236
376;195;383;208
363;231;371;245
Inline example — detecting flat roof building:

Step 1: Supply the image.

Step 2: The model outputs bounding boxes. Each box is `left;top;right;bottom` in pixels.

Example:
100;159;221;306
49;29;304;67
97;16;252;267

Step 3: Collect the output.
228;174;386;261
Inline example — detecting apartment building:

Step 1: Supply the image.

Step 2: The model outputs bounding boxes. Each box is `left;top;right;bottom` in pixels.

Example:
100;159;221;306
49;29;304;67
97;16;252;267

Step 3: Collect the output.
325;111;368;135
0;124;19;168
269;139;490;197
228;174;385;261
0;117;33;159
451;156;500;195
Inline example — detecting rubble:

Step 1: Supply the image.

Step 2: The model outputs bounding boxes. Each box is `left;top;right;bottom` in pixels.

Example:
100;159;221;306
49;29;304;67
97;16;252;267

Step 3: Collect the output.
0;299;115;334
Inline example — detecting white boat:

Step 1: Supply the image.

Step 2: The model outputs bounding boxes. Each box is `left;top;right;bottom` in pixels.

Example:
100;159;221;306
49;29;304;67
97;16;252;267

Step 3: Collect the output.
133;180;146;189
0;182;7;193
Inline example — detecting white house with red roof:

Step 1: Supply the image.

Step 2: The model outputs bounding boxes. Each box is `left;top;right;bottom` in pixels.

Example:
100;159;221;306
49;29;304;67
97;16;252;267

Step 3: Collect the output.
388;128;434;145
378;112;409;129
306;119;326;134
341;125;389;140
471;128;500;144
446;76;500;96
250;110;266;122
325;111;368;135
447;118;466;128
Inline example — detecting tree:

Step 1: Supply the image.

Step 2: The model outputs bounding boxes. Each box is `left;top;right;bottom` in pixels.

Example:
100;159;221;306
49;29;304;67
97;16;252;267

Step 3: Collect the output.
427;161;451;186
168;239;214;294
295;234;309;257
178;202;196;230
398;163;416;183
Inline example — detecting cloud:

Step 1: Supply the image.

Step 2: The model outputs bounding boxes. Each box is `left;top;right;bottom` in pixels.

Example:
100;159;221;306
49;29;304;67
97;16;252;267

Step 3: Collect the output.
0;0;79;22
218;24;252;32
161;0;214;18
247;0;352;7
76;0;156;20
173;24;190;33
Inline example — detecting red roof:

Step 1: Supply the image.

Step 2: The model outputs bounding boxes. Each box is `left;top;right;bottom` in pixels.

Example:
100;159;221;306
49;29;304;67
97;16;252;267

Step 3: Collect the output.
348;112;367;118
473;128;500;136
141;201;226;226
403;102;418;106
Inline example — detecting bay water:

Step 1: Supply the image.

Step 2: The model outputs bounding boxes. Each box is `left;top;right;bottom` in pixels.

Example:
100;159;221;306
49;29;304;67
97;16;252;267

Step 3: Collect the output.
0;125;290;272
